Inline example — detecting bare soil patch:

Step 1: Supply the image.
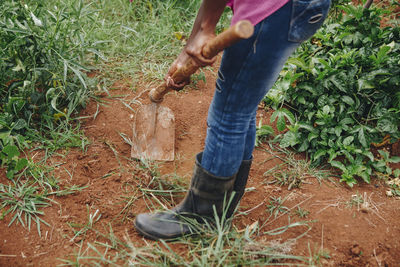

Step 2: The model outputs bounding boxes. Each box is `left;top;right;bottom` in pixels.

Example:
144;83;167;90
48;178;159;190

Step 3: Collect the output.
1;65;399;266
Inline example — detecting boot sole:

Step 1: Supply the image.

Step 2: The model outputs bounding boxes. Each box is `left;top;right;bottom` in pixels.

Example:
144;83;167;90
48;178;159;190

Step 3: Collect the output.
134;219;197;241
134;219;163;240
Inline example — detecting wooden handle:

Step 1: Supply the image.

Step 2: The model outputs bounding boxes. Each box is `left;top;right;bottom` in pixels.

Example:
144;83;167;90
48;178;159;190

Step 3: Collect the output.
149;20;254;102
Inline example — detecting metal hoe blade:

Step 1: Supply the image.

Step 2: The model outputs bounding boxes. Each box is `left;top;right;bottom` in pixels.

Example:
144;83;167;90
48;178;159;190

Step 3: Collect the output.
131;102;175;161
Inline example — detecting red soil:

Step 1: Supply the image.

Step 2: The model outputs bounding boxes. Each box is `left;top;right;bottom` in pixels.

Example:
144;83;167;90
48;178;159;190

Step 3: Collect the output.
1;66;399;266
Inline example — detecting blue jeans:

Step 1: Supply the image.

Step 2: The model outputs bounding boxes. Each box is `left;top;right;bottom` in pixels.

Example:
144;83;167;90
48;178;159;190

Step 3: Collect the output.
201;0;331;177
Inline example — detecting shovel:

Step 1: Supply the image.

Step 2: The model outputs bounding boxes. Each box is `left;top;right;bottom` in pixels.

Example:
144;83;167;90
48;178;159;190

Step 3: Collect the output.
131;20;254;161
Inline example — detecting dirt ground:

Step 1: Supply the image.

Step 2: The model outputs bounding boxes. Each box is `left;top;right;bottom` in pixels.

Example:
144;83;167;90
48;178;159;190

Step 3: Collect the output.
0;63;400;266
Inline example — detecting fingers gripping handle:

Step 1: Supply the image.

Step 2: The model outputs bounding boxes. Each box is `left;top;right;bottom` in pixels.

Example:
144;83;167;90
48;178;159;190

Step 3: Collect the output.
172;20;254;83
149;20;254;103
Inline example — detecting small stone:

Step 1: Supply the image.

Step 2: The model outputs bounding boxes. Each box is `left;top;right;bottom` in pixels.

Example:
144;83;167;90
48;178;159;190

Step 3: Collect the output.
350;245;361;256
386;190;393;197
360;202;369;213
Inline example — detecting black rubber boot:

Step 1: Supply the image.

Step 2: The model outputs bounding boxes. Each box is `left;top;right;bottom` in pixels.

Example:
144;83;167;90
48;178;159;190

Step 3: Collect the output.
226;157;252;218
134;153;237;240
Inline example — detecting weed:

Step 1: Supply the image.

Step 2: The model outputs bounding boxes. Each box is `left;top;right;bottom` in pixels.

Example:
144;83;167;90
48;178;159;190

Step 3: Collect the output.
50;184;88;197
269;169;304;190
373;149;400;178
0;180;52;236
294;206;310;218
58;242;99;267
267;196;290;219
137;172;188;212
90;0;229;84
67;205;101;243
347;193;365;208
25;161;58;191
0;144;28;179
189;70;207;89
305;225;331;266
256;119;275;146
28;121;90;157
262;143;333;189
386;177;400;197
307;243;331;267
61;198;310;266
116;179;143;222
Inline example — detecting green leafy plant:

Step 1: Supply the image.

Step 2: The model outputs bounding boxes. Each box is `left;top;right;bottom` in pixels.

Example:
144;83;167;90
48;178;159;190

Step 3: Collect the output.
190;70;207;88
270;108;296;132
256;119;275;146
372;149;400;177
0;145;28;179
264;3;400;186
0;130;29;178
386;178;400;197
0;0;99;147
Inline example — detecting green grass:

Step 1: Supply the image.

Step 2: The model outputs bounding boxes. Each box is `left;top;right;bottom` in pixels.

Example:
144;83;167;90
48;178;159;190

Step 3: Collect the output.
294;206;310;218
79;0;230;84
261;142;335;189
267;196;290;219
0;180;52;236
60;203;311;266
67;205;102;243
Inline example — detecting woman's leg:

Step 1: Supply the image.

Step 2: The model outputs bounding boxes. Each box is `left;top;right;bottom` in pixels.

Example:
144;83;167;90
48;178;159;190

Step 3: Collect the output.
201;1;299;177
201;0;331;177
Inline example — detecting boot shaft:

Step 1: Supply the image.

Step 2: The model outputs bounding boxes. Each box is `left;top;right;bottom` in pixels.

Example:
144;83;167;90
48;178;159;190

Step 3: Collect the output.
179;153;236;217
226;157;252;218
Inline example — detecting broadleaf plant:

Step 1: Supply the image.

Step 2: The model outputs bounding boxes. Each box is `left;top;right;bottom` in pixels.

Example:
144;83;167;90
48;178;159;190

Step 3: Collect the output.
264;3;400;186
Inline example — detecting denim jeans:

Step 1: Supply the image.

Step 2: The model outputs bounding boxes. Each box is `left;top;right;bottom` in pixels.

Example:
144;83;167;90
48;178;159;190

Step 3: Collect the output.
201;0;331;177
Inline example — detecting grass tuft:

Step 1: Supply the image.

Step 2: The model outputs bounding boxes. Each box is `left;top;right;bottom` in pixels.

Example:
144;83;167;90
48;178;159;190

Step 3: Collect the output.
0;180;52;236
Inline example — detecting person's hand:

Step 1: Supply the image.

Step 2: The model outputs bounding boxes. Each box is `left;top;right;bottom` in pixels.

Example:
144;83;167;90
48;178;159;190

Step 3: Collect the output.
185;30;217;67
164;0;226;91
165;50;192;91
165;30;217;91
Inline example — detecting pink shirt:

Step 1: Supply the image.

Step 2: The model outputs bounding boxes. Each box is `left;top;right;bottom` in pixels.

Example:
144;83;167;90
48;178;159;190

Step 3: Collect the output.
227;0;290;25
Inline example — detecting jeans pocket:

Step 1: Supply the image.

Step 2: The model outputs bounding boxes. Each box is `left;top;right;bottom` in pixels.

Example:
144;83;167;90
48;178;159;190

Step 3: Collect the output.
288;0;331;43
